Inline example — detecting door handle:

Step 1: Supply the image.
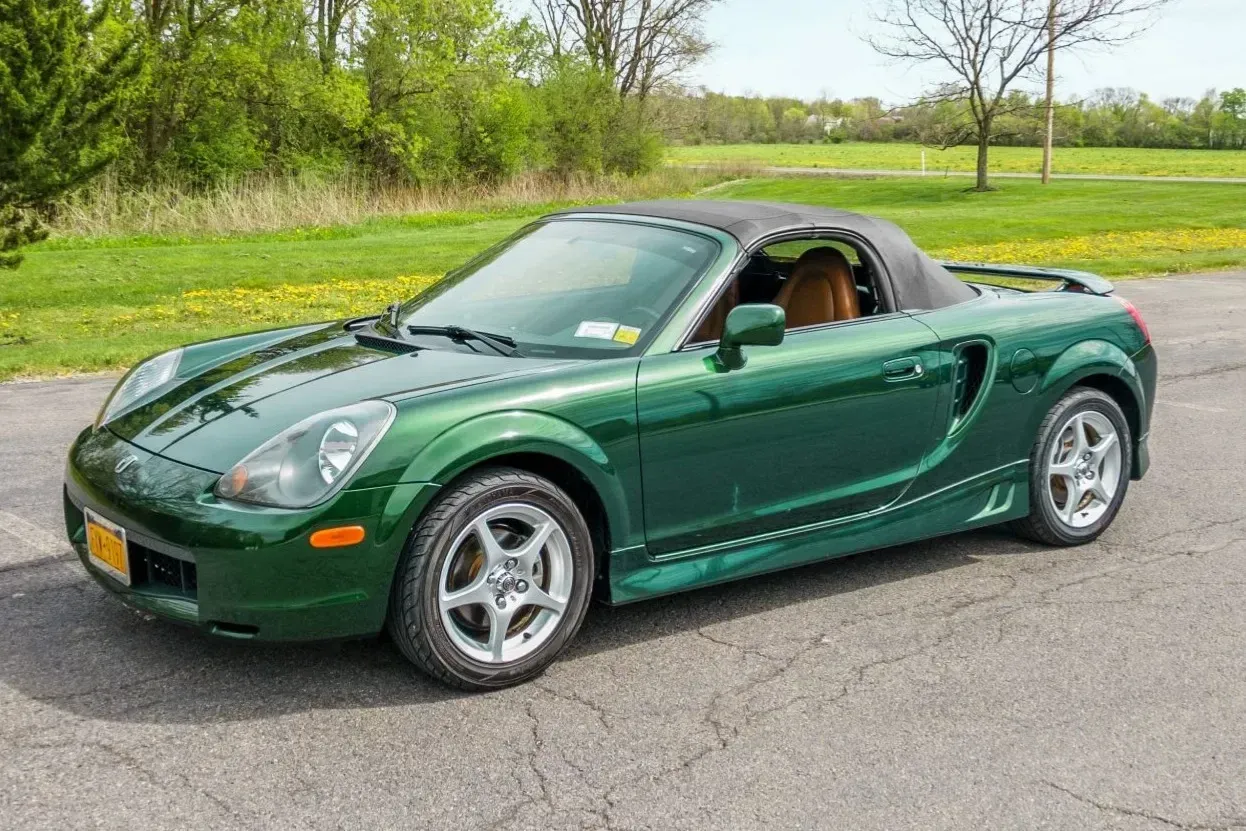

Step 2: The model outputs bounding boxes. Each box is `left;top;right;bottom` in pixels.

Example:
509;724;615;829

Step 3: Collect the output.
882;357;924;381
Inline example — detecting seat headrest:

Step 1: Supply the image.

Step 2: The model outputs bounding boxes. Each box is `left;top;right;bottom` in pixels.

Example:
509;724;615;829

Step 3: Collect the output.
793;246;852;275
791;246;860;322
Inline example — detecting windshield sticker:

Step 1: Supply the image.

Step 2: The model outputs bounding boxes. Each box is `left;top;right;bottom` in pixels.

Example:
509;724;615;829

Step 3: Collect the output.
613;325;641;345
575;321;620;340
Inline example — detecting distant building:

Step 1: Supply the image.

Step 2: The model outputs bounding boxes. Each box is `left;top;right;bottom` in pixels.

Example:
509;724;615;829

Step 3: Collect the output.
806;115;848;135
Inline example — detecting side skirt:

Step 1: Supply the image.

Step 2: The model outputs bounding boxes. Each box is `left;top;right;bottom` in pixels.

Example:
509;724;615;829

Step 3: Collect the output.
607;461;1030;605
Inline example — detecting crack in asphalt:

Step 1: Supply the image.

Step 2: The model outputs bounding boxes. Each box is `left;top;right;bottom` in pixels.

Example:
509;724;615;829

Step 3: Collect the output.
0;576;89;602
13;734;297;830
583;624;967;828
27;666;185;705
533;681;614;734
1121;515;1246;553
1159;360;1246;386
1044;781;1246;830
519;697;556;822
693;627;784;665
483;688;619;831
0;552;76;576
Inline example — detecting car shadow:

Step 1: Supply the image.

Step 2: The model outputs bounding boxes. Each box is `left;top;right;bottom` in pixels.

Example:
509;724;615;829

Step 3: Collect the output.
1;528;1038;725
570;527;1033;662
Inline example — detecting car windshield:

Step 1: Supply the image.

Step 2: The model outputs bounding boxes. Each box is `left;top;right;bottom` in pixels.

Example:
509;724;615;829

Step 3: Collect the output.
393;219;721;359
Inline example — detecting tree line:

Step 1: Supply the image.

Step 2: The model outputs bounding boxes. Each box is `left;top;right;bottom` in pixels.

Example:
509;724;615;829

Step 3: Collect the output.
79;0;698;185
2;0;1240;267
1;0;720;265
666;87;1246;151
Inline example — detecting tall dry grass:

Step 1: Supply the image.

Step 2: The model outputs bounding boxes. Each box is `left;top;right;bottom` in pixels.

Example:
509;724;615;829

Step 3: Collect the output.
50;167;756;238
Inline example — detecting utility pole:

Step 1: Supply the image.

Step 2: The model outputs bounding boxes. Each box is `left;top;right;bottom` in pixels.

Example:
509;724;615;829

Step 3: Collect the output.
1041;0;1057;184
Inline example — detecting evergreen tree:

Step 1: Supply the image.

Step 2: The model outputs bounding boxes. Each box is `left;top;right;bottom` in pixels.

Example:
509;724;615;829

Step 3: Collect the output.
0;0;139;267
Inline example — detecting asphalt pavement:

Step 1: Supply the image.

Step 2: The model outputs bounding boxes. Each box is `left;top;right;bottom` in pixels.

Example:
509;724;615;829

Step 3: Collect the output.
2;271;1245;830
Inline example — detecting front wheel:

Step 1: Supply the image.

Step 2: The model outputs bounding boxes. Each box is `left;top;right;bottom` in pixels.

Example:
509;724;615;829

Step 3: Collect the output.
1011;387;1133;546
388;467;595;690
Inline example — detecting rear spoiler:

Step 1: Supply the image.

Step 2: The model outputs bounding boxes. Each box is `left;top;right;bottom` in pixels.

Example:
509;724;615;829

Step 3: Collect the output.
938;261;1114;296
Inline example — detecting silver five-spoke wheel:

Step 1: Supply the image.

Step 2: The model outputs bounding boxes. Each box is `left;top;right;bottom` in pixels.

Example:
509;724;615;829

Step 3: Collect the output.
392;466;603;688
437;503;573;664
1046;410;1122;529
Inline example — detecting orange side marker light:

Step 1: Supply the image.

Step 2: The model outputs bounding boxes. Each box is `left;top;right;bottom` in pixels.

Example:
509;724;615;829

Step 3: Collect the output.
309;525;366;549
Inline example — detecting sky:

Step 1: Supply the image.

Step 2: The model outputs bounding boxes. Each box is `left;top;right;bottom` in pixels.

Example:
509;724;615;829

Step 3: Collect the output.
686;0;1245;103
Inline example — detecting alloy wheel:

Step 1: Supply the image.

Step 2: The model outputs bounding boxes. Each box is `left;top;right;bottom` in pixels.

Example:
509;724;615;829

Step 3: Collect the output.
1045;410;1123;529
436;503;573;664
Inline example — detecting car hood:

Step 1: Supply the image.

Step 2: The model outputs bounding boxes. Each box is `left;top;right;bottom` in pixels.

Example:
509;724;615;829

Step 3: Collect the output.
108;323;566;472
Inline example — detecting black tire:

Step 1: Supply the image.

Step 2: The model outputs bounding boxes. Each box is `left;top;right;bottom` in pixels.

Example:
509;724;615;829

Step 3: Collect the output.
1011;387;1133;546
387;466;595;690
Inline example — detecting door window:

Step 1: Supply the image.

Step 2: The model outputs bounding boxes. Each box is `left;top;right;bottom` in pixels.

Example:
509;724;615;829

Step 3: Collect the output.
689;235;889;344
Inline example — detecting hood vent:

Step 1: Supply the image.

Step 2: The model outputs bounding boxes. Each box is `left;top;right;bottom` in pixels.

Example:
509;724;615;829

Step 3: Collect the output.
354;332;421;355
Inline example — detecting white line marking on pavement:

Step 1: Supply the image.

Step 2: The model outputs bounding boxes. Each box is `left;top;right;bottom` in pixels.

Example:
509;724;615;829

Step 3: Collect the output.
0;511;63;553
0;511;69;569
1157;400;1228;413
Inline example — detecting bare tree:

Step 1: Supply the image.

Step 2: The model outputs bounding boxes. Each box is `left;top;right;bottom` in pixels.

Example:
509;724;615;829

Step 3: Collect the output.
869;0;1172;191
306;0;365;75
534;0;717;100
1039;0;1171;183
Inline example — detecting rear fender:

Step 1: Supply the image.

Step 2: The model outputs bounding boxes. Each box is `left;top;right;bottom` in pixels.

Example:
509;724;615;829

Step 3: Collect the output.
1030;339;1147;467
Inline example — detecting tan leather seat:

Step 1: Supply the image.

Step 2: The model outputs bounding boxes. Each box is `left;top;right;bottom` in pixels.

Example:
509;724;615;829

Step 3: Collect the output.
692;280;740;342
774;247;861;329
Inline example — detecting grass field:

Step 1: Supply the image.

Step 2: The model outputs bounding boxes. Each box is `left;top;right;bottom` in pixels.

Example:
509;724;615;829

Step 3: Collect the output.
4;176;1245;381
667;142;1246;179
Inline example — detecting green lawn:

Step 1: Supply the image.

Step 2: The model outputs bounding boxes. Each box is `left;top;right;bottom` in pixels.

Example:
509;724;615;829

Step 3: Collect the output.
4;176;1245;381
0;216;533;380
668;142;1246;179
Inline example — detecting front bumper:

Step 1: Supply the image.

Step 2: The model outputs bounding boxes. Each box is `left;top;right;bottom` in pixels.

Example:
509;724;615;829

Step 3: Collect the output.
63;426;438;641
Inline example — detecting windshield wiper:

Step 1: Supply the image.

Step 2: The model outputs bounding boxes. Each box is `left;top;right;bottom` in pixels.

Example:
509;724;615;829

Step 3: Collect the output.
407;325;522;357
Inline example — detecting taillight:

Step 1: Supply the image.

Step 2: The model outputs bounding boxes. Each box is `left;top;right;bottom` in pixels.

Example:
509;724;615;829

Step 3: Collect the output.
1118;297;1151;345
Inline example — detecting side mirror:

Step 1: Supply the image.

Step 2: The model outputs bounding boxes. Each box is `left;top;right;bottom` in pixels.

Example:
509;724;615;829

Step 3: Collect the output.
715;304;785;370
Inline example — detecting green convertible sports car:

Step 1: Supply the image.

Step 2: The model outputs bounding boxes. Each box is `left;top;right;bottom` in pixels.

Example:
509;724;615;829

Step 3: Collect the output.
64;200;1156;689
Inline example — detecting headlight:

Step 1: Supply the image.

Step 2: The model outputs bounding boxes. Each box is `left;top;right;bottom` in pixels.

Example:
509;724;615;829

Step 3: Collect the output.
95;348;184;428
214;401;395;509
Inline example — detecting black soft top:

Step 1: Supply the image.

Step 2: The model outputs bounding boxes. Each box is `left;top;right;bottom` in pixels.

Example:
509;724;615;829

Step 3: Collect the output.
551;200;977;311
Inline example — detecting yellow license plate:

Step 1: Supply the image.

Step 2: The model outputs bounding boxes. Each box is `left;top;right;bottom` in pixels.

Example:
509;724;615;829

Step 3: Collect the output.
85;509;130;586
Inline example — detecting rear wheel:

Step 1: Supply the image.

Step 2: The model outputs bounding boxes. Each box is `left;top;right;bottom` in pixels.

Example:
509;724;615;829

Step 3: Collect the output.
1012;387;1132;546
388;467;594;690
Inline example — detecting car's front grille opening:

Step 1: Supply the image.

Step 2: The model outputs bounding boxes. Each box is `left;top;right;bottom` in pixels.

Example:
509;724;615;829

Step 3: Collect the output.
130;544;198;598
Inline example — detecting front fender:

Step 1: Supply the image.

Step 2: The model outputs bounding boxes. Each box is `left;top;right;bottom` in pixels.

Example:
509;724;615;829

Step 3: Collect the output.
402;410;635;550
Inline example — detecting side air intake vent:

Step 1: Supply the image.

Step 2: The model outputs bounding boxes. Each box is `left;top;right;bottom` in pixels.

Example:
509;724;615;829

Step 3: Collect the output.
950;342;991;433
